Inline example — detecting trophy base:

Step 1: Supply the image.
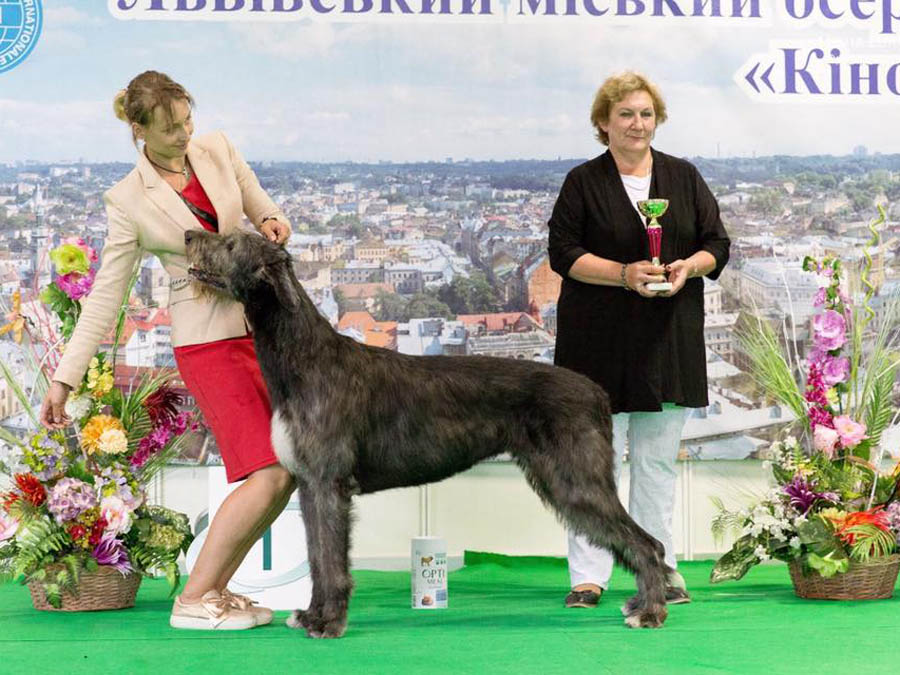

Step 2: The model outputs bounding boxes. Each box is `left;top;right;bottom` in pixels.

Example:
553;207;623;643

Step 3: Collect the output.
646;282;673;292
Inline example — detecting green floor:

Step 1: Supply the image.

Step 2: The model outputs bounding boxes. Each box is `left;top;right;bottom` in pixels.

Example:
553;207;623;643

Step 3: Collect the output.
3;552;898;675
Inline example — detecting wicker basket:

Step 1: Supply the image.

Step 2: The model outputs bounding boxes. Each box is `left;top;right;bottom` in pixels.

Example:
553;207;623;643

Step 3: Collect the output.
28;565;143;612
788;554;900;600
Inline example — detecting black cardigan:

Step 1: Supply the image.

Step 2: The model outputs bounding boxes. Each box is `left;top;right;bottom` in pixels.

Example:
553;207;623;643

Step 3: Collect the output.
547;149;730;414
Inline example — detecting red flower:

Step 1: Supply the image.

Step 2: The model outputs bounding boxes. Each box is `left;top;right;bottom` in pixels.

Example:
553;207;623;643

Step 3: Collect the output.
143;383;184;427
14;474;46;507
2;492;20;510
68;524;87;541
837;508;891;546
88;516;108;546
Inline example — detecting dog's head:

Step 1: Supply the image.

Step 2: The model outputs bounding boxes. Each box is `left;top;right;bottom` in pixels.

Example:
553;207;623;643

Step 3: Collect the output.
184;230;299;310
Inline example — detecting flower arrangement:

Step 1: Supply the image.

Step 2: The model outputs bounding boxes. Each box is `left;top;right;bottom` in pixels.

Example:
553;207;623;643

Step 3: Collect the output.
712;211;900;584
0;240;195;608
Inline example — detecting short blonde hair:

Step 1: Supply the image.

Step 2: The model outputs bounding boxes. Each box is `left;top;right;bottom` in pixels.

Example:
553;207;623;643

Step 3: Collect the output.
113;71;194;144
590;71;667;145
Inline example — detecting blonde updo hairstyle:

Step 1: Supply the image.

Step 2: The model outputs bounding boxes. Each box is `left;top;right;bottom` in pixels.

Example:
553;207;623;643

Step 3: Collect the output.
113;71;195;144
590;71;667;146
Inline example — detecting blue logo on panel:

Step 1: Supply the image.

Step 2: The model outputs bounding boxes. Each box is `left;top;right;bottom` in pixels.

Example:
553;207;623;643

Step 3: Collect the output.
0;0;42;74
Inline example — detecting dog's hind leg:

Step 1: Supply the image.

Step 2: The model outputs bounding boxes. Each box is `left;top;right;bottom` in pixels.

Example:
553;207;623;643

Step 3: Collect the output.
292;481;354;639
516;430;670;628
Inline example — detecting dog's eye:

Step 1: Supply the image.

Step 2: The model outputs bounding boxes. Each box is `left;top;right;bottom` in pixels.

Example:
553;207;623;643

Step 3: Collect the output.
226;240;235;252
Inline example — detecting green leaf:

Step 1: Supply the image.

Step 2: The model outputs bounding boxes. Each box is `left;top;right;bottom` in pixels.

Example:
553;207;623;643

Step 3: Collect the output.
807;550;850;578
710;537;760;583
797;517;832;546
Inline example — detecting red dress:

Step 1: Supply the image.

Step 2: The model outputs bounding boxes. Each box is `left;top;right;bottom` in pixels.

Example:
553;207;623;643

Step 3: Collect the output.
173;173;278;483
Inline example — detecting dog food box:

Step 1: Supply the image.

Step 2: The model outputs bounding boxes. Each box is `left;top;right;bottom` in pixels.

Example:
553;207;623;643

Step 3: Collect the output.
411;536;448;609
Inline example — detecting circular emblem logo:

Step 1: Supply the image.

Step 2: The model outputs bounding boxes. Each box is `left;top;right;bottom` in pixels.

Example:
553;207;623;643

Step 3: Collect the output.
0;0;42;74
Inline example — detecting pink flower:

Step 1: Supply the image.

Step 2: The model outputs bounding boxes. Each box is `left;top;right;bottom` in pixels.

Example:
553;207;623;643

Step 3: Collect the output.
100;496;133;536
56;268;96;301
813;287;826;307
808;405;834;432
812;310;846;351
821;356;850;387
0;510;19;542
833;415;867;448
813;425;840;458
805;363;829;406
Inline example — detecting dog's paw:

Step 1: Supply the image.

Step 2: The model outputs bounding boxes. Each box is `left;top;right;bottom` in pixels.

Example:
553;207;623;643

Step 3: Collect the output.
623;603;667;629
306;618;347;639
621;593;642;617
286;610;305;629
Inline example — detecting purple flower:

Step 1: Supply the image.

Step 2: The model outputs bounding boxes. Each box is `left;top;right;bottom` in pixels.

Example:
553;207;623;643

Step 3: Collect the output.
171;412;193;435
55;268;96;301
130;427;172;470
47;477;98;524
821;356;850;387
886;502;900;545
812;309;847;351
92;534;133;575
783;476;836;514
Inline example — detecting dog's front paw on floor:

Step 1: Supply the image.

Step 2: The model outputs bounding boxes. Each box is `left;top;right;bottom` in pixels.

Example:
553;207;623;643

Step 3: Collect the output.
623;603;668;629
306;617;347;639
621;592;642;617
286;609;308;629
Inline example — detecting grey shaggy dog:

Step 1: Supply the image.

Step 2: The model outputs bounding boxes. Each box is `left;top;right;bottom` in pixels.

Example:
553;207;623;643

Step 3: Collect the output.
184;229;671;638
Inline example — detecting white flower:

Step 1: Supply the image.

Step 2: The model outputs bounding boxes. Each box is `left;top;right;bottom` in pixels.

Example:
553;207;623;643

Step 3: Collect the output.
100;496;133;536
64;393;93;420
0;443;27;474
790;537;801;549
754;545;771;562
97;429;128;455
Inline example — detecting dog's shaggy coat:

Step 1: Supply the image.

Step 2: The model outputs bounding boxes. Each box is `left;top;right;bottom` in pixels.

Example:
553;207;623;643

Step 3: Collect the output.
184;230;671;637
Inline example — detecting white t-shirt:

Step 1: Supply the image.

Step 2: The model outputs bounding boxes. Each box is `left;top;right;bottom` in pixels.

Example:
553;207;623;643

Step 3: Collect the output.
620;172;651;224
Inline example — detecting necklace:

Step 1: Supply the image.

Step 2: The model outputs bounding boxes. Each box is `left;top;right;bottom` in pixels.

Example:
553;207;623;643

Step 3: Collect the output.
144;150;190;180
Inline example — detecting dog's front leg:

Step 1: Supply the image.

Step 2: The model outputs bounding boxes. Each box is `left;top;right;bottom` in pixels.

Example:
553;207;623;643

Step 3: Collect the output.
290;484;353;639
287;483;323;632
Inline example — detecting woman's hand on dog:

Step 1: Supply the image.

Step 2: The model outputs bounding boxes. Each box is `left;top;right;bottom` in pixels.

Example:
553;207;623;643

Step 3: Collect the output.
260;218;292;245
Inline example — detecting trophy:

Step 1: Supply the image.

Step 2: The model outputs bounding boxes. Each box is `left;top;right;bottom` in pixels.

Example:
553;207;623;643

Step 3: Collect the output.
636;198;673;292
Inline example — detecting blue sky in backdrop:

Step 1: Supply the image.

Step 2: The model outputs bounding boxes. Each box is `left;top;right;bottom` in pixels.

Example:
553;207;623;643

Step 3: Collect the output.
1;2;898;162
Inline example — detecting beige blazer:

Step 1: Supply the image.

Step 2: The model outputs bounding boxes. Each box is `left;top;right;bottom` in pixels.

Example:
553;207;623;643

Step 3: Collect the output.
53;131;290;388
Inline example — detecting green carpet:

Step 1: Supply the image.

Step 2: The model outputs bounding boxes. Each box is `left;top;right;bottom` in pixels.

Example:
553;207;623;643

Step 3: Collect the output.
3;552;898;675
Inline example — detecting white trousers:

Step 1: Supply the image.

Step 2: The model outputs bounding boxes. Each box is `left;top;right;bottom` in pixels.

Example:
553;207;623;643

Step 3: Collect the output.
567;405;688;589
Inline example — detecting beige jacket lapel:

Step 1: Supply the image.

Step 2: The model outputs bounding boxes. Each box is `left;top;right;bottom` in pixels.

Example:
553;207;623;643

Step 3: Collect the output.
136;150;198;234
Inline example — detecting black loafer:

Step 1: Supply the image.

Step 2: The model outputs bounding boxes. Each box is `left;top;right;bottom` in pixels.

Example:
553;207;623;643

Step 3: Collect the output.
565;589;602;608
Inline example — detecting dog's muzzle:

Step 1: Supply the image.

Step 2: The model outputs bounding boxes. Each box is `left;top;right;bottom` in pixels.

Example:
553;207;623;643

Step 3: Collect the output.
187;267;228;289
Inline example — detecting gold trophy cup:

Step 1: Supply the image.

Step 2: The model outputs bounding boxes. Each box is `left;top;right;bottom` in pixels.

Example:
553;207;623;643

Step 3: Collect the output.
636;198;672;292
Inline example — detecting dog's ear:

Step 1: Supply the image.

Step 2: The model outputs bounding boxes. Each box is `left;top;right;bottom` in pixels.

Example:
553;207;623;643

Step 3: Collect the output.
257;260;301;311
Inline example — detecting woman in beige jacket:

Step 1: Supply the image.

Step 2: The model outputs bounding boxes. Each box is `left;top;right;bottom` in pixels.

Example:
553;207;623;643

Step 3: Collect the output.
40;71;294;630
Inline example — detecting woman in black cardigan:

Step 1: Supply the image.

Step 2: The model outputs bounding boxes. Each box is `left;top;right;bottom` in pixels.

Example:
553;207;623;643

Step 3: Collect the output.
548;72;730;609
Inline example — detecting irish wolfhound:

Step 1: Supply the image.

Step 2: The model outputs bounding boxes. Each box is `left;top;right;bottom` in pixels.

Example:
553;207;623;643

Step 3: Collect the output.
184;230;670;638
